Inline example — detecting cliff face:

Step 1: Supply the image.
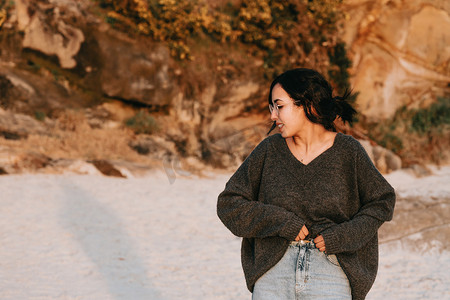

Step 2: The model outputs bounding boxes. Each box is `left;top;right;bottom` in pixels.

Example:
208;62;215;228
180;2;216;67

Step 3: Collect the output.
0;0;447;175
342;0;450;121
0;0;270;174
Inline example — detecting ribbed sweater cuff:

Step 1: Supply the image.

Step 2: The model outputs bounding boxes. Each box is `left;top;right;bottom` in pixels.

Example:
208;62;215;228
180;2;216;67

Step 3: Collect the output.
280;215;304;241
320;229;341;254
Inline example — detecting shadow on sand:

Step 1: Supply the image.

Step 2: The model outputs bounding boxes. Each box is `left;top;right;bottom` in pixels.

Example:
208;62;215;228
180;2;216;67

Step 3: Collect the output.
59;181;162;299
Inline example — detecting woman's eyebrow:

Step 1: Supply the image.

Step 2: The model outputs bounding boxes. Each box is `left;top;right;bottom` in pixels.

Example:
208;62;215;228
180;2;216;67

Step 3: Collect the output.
274;99;286;103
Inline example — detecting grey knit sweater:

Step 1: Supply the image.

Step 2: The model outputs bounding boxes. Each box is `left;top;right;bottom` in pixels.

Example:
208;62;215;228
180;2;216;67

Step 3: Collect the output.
217;133;395;300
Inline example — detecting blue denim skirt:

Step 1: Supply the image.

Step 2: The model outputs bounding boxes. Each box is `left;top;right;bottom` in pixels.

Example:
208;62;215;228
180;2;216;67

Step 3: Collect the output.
252;241;351;300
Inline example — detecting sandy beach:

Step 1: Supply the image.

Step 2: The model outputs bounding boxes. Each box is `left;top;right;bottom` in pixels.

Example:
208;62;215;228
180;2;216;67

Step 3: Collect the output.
1;166;449;299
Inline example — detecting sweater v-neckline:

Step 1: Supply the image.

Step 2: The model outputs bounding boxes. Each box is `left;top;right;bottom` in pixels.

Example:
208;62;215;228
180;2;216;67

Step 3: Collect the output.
280;132;341;167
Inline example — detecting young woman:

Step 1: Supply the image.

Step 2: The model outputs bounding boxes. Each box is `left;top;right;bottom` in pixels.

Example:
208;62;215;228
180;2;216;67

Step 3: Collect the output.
217;68;395;300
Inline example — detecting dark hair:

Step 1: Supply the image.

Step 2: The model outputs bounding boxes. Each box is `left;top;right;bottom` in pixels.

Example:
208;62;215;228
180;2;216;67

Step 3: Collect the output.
267;68;356;134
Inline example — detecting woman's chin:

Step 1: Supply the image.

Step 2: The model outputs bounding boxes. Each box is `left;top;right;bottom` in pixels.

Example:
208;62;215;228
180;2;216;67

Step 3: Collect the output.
280;131;289;138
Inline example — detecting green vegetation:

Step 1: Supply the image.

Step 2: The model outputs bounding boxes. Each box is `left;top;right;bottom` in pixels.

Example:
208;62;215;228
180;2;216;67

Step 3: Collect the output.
34;111;46;121
328;42;353;96
0;9;6;28
0;0;14;28
411;97;450;134
368;97;450;165
97;0;234;60
125;111;159;134
94;0;351;90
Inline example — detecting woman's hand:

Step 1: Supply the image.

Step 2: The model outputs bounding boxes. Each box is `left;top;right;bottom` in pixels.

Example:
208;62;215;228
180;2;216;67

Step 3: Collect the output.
314;235;326;252
294;225;309;241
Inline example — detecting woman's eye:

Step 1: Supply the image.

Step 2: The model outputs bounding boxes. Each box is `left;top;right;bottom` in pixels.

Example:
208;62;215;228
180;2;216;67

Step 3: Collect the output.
277;105;283;109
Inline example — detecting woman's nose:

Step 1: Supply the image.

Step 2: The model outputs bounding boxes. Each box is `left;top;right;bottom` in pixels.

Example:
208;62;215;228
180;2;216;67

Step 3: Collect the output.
270;110;278;121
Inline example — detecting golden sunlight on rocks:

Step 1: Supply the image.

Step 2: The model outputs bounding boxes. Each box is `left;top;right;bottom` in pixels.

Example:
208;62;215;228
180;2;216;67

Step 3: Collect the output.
342;0;450;121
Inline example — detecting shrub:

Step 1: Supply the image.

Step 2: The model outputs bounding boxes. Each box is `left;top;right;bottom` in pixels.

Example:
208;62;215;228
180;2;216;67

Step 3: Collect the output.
0;8;6;28
0;0;13;28
368;97;450;165
95;0;354;118
96;0;234;60
34;111;46;121
328;42;353;96
95;0;348;80
410;97;450;135
125;111;158;134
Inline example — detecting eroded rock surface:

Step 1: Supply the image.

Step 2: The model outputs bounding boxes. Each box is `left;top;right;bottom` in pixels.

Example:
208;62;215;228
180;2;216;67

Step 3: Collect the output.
343;0;450;121
0;0;445;174
16;0;85;68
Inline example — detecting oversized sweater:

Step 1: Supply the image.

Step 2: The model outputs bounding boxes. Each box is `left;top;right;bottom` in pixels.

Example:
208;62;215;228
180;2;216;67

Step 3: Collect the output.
217;133;396;300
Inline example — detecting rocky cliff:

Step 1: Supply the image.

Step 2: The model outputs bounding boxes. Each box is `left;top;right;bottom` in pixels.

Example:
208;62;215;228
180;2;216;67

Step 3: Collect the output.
341;0;450;166
0;0;447;176
342;0;450;121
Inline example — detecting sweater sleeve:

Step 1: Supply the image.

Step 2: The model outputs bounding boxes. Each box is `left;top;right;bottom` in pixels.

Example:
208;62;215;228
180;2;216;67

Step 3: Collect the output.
217;139;305;241
320;141;396;254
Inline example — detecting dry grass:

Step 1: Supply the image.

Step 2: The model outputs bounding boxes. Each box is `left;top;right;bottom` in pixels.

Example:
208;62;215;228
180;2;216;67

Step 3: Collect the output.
1;110;156;166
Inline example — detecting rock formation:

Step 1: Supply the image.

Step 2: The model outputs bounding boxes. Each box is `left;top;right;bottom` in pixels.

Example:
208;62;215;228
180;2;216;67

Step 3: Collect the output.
342;0;450;121
96;29;177;107
15;0;85;69
6;0;448;175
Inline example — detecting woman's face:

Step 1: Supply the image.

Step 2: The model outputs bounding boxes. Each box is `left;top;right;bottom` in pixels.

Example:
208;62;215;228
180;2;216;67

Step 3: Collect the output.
270;83;309;138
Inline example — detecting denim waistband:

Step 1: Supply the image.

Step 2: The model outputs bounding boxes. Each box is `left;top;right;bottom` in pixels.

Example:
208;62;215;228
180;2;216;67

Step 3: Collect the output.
289;240;316;248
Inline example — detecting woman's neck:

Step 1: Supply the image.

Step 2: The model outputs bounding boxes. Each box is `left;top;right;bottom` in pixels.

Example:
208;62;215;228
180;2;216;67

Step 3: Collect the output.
290;125;335;154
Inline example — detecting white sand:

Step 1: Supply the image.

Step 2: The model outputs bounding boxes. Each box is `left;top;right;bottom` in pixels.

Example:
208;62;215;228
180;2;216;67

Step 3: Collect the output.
368;166;450;299
0;166;449;299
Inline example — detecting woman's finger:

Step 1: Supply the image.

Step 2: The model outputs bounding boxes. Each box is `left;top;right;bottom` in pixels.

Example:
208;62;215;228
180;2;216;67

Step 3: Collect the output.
313;235;322;242
313;235;326;251
302;227;308;236
302;225;309;236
